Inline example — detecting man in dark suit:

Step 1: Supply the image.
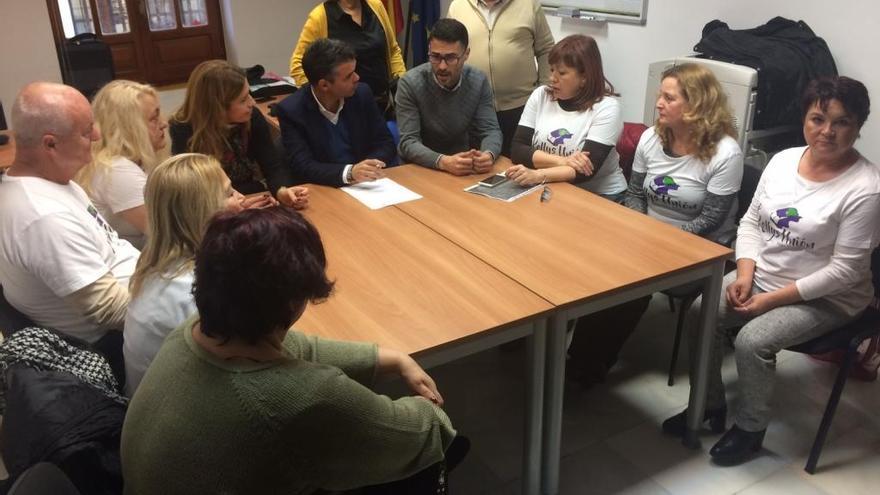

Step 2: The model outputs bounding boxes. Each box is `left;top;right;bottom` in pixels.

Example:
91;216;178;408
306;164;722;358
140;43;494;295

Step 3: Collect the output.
277;38;396;187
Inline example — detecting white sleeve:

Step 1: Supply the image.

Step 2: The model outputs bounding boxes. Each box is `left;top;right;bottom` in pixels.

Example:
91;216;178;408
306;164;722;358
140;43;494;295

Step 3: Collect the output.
734;165;770;262
585;97;623;146
835;191;880;250
631;127;655;174
796;244;874;301
23;213;112;297
706;142;744;196
518;87;542;129
104;159;147;213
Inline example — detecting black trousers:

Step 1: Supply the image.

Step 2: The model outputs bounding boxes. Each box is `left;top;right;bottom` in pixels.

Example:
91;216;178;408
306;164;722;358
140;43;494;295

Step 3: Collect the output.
338;435;470;495
567;295;653;382
496;106;525;158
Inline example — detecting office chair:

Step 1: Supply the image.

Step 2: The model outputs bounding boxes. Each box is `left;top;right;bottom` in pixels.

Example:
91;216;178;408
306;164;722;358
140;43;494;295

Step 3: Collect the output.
788;248;880;473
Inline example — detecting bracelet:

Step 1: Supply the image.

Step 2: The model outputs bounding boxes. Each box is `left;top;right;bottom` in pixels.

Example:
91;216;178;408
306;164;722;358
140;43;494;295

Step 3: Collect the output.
540;173;547;185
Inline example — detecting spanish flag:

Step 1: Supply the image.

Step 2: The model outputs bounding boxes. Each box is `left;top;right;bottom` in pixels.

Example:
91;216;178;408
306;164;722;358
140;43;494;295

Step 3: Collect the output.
382;0;404;34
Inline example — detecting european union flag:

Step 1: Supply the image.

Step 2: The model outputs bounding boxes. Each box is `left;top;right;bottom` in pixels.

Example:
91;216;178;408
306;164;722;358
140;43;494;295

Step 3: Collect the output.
410;0;440;66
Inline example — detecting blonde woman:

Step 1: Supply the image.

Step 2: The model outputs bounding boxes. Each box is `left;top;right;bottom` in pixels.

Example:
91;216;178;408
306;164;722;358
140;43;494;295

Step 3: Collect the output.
170;60;308;209
123;153;237;396
567;63;744;388
75;80;168;248
625;62;744;244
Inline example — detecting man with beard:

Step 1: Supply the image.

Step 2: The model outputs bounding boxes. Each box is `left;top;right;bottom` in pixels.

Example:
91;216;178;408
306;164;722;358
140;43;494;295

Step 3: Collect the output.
395;18;502;175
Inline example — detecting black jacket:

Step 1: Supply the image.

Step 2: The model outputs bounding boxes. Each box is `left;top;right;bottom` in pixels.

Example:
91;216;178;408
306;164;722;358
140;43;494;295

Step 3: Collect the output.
695;17;838;129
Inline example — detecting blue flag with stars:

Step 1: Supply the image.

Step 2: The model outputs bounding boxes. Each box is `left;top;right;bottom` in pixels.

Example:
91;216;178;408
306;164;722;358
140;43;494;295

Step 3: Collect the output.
410;0;440;66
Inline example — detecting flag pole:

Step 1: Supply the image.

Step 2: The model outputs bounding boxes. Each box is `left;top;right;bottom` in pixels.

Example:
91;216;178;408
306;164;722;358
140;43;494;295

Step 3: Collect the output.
403;0;415;65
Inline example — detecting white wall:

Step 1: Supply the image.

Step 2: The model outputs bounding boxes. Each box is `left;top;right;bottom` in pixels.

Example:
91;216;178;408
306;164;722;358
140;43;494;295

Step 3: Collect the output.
220;0;315;75
0;1;63;119
545;0;880;161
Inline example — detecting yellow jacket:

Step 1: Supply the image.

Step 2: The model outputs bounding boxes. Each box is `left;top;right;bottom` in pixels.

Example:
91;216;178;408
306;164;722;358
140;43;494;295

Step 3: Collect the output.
290;0;406;87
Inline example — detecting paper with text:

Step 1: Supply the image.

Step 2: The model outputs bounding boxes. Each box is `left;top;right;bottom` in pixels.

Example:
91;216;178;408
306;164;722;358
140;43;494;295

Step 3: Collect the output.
341;178;422;209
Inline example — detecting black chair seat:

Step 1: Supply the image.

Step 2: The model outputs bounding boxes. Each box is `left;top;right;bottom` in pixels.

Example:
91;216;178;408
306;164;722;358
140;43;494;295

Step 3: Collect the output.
789;307;880;355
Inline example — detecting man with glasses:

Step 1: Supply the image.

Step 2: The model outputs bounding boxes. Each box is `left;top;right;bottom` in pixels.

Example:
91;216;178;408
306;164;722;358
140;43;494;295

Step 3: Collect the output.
395;18;502;175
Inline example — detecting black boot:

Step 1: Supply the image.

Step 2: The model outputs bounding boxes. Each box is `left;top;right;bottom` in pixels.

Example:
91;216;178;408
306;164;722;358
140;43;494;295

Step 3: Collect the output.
661;406;727;437
709;424;766;466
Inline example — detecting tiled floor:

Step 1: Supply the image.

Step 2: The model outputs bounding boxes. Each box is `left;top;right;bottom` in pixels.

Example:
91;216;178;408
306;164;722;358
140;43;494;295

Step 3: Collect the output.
416;296;880;494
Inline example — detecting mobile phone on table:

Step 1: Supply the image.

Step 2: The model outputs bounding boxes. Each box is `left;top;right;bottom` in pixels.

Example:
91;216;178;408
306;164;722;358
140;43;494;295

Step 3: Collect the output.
478;174;507;188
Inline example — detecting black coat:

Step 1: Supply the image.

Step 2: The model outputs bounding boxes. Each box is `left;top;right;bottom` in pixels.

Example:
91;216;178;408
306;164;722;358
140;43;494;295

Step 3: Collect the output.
695;16;838;129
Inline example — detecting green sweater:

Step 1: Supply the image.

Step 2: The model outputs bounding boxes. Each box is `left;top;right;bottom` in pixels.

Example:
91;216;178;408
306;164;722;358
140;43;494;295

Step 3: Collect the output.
121;316;456;494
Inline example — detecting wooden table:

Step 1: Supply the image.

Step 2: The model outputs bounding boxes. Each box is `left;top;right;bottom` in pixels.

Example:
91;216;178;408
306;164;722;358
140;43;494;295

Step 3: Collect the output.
0;132;13;170
385;161;731;495
296;183;553;494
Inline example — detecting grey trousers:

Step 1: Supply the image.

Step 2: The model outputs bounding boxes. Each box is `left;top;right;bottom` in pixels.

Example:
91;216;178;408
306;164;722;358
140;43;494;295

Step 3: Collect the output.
687;271;856;432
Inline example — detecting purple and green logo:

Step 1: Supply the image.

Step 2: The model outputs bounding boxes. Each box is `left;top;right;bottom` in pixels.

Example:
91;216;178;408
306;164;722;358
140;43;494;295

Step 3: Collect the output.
548;128;573;146
771;207;802;228
650;175;679;195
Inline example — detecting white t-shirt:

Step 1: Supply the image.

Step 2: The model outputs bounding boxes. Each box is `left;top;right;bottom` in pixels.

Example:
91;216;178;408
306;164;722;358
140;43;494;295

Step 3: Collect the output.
737;146;880;316
632;127;743;243
89;156;147;249
519;87;627;196
124;266;196;396
0;175;140;342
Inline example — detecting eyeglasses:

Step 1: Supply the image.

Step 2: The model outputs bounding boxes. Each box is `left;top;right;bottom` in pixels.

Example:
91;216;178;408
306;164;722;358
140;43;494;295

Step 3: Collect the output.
540;185;552;203
428;52;463;65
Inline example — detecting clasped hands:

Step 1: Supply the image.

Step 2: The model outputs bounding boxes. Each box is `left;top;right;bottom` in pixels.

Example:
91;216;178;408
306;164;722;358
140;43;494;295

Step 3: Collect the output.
725;276;779;317
228;186;310;212
439;149;495;176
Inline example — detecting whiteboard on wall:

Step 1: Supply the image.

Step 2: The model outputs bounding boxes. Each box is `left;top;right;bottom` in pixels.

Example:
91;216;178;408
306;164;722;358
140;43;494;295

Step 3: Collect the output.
541;0;647;25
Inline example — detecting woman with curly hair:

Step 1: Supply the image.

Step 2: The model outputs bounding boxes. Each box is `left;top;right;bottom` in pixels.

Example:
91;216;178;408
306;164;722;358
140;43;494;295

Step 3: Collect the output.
566;63;743;388
625;62;744;244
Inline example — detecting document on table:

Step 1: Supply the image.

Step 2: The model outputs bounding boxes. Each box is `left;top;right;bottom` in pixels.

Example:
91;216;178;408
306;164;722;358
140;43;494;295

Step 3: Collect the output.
341;178;422;209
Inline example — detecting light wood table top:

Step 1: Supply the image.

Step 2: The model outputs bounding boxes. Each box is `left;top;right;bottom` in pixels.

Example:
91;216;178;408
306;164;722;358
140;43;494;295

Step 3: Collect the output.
387;159;732;307
295;183;553;358
0;133;13;170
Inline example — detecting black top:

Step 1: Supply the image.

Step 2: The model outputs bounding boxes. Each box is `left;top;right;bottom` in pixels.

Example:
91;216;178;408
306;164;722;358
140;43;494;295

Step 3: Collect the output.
325;0;389;97
169;110;296;195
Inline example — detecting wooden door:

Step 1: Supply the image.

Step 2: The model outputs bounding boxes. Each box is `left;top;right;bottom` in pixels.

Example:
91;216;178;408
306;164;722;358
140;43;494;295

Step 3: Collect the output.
47;0;227;86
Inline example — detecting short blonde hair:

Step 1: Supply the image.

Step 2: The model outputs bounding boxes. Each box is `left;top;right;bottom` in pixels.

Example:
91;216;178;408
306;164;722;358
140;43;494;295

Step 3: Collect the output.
655;63;736;163
171;60;249;159
129;153;228;297
76;80;165;196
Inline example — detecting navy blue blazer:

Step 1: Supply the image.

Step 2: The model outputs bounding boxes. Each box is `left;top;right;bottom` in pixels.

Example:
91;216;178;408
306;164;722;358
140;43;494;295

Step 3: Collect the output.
276;82;396;187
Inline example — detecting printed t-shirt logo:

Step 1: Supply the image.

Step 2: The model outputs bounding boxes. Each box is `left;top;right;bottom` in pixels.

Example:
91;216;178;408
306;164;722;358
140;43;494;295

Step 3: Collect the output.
547;128;573;146
771;207;802;228
649;176;679;195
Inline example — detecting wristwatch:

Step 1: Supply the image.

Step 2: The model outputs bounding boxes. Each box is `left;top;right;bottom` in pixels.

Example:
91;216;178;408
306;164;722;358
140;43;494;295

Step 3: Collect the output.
346;166;355;184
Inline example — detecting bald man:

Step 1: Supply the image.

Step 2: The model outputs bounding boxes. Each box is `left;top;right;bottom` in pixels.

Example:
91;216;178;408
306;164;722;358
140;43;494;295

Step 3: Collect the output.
0;83;139;364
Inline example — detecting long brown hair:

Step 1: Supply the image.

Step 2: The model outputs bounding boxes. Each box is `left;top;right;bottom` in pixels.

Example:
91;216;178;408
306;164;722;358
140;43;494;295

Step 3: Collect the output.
171;60;249;159
655;63;736;163
547;35;615;112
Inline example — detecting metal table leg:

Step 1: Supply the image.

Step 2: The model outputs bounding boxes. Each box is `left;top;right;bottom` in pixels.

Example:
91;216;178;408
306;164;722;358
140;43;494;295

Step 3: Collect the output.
684;261;725;448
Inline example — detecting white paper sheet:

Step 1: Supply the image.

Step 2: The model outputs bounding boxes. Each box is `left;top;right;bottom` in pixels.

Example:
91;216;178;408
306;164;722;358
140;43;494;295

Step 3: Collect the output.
341;178;422;210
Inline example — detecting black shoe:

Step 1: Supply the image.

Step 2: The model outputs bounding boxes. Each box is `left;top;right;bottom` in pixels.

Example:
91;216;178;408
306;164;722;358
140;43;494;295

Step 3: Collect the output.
709;425;766;466
565;359;607;389
661;406;727;437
